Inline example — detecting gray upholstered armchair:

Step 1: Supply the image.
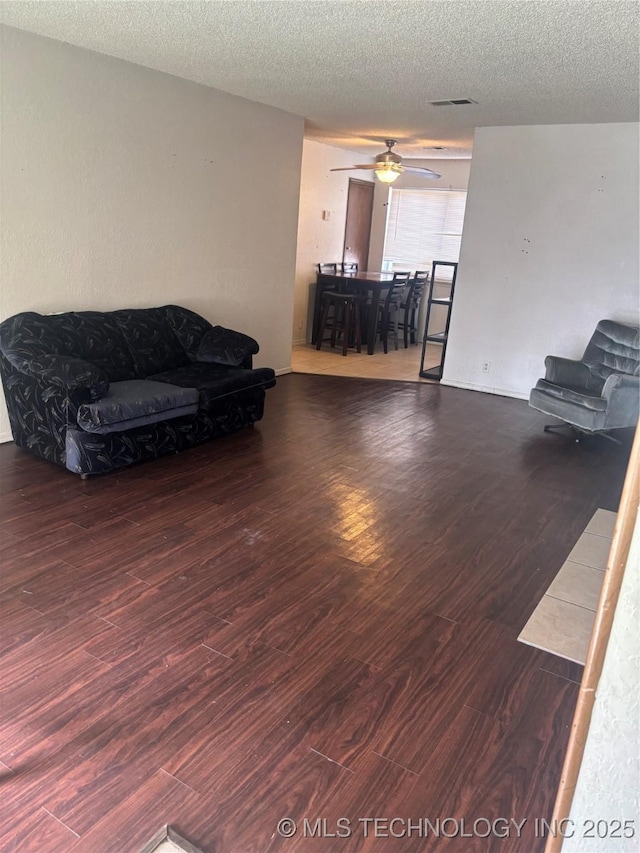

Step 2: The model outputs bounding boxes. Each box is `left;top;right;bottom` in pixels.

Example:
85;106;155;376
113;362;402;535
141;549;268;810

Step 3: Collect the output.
529;319;640;442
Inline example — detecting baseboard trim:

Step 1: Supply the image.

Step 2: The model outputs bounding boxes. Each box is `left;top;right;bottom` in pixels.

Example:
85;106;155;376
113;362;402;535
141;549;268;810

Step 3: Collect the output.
0;431;13;444
440;378;529;401
275;367;293;376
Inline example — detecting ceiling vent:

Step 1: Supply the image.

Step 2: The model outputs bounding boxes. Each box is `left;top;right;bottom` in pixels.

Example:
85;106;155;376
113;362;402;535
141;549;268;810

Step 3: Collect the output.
429;98;477;106
424;146;448;150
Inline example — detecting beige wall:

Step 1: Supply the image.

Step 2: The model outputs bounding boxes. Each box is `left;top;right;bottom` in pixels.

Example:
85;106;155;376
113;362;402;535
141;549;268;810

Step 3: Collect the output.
292;139;373;344
0;26;304;441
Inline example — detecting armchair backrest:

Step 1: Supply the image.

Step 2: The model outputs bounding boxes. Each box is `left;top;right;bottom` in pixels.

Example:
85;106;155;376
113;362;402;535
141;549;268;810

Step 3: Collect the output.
583;320;640;381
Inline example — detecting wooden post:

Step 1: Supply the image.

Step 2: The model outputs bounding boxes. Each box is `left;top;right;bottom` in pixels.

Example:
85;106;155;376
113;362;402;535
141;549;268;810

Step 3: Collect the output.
545;423;640;853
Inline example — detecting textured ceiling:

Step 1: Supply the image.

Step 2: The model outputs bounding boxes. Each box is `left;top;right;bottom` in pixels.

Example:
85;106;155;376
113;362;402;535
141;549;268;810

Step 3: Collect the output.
1;0;638;160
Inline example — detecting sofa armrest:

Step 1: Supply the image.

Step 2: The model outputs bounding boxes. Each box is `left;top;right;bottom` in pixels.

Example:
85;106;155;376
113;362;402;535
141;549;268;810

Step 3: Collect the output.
544;356;592;388
196;326;259;368
4;351;109;400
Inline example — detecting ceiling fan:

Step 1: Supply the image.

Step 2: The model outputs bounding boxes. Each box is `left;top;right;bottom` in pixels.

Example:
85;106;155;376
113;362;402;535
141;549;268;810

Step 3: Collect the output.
330;139;441;183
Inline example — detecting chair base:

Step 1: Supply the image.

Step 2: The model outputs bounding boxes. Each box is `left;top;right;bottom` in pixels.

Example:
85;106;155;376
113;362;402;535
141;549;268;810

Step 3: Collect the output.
543;423;622;445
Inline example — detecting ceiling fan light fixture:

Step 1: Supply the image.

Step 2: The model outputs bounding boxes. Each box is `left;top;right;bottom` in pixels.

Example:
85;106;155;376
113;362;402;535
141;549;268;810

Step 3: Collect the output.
329;138;440;181
374;164;402;183
375;142;402;182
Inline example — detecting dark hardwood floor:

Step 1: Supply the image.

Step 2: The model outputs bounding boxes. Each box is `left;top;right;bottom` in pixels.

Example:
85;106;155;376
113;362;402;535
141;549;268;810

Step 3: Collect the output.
0;374;632;852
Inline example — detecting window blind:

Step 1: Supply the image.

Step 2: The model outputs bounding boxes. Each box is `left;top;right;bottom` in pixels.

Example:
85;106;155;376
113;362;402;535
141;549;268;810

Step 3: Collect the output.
383;189;467;277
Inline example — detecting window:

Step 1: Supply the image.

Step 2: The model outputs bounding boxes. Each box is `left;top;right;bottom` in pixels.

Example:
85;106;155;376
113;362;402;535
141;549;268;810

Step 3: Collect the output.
382;189;467;275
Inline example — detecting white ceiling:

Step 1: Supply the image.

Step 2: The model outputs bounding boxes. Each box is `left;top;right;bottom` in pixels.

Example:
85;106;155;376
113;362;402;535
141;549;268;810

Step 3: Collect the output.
0;0;638;161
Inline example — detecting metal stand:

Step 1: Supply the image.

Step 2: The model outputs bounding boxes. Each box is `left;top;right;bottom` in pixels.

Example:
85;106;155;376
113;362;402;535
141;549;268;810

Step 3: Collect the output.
419;260;458;381
543;423;622;445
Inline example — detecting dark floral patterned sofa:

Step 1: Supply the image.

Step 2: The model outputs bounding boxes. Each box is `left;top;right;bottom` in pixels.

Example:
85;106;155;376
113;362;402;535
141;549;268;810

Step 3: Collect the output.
0;305;276;477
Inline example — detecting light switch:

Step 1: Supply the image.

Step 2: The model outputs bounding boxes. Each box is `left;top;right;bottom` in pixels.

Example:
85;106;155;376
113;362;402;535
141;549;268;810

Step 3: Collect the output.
322;210;331;221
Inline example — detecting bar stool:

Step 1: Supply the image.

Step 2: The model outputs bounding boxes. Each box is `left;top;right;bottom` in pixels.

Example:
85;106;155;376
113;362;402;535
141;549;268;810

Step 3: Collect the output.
376;272;411;353
316;290;365;356
398;270;430;347
314;263;340;346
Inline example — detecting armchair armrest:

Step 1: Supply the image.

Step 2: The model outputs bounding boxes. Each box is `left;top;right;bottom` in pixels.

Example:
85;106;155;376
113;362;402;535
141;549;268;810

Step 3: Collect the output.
196;325;259;368
544;356;592;388
602;373;640;400
3;350;109;400
601;373;640;429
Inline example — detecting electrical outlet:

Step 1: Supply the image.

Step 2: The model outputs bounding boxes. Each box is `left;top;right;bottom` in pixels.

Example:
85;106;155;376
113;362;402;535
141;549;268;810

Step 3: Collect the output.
298;320;303;330
482;361;491;373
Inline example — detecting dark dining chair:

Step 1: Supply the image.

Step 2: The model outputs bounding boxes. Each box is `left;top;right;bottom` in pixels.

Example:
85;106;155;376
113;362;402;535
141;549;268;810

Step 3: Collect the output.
377;271;411;353
314;263;341;344
316;290;366;356
339;262;359;273
317;262;338;275
398;270;430;348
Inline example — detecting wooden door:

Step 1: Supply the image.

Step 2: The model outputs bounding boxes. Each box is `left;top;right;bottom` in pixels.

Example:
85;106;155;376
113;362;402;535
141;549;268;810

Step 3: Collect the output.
343;178;374;269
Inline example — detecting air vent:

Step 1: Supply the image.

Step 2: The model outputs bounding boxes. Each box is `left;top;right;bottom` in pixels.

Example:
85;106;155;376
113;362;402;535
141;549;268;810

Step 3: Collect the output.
429;98;477;106
423;146;448;150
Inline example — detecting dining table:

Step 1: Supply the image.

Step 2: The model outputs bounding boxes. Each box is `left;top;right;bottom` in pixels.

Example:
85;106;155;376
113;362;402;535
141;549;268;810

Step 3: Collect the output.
312;270;398;355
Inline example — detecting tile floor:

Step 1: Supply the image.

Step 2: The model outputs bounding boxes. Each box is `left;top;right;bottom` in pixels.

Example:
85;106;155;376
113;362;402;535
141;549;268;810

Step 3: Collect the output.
291;341;443;383
518;508;616;665
153;839;194;853
112;822;199;852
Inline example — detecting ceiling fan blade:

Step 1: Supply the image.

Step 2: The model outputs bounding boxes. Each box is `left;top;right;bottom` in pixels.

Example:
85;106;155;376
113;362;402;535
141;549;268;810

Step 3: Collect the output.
401;166;441;179
329;164;378;172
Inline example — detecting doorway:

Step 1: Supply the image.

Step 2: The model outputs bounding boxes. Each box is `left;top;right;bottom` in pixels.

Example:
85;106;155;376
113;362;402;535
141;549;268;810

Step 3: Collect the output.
293;176;442;381
343;178;374;269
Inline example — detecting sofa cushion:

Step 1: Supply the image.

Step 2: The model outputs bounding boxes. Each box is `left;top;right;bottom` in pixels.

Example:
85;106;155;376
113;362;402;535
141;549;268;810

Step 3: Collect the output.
112;308;190;377
0;311;138;382
65;312;138;381
196;326;259;367
163;305;213;361
77;379;199;434
148;363;276;411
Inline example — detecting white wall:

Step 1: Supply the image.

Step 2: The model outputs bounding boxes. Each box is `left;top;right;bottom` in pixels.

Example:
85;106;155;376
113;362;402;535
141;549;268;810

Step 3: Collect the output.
564;503;639;852
0;26;304;441
292;139;373;343
442;123;640;399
